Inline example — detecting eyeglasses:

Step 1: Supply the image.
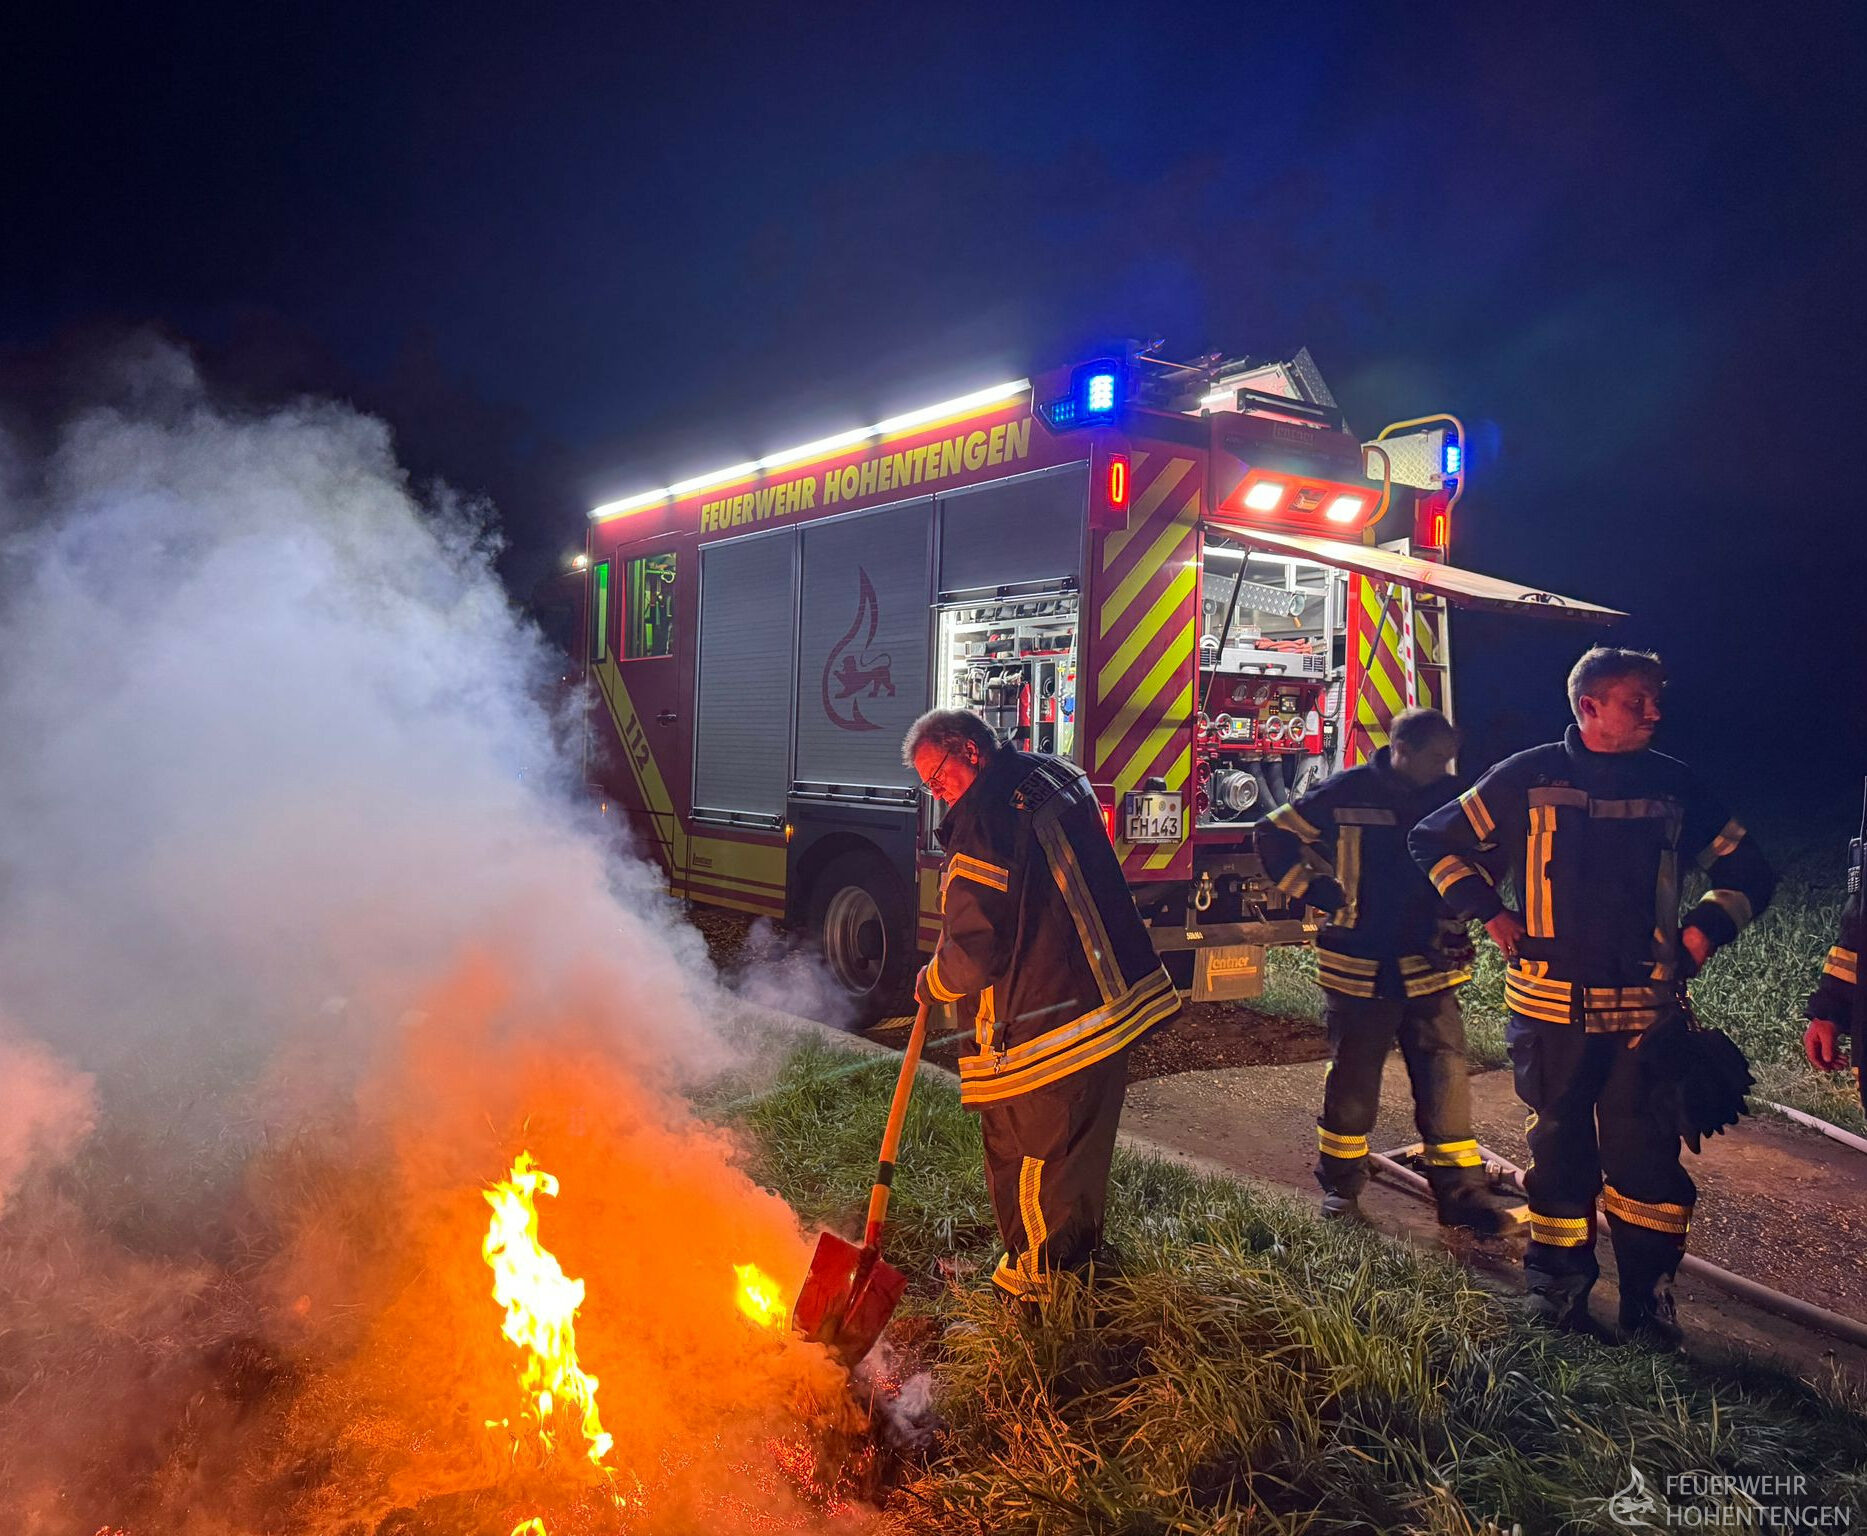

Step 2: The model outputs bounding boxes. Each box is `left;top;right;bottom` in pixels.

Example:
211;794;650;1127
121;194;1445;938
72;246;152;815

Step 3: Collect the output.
919;746;975;801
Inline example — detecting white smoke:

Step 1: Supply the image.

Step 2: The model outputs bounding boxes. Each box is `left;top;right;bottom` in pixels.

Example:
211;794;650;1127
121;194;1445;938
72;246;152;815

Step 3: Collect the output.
0;339;858;1532
0;338;720;1089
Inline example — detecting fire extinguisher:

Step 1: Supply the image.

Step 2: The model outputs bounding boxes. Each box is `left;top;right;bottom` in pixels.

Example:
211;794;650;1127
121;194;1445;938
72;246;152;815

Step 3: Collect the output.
1019;680;1033;730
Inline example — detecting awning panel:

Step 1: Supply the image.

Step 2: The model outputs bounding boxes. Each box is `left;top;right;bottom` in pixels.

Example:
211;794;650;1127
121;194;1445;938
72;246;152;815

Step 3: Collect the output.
1220;528;1625;623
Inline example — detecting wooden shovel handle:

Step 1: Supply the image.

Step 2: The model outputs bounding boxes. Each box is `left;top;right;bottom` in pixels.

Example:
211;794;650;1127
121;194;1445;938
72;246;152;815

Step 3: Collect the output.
863;1000;929;1249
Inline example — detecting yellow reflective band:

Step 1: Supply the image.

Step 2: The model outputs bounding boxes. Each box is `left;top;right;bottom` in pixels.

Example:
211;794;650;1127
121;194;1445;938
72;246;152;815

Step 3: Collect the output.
1429;854;1476;896
957;969;1177;1104
1404;968;1469;997
946;853;1010;892
1825;946;1859;985
1335;825;1362;928
925;955;965;1002
1706;888;1754;932
1458;786;1495;841
1318;950;1380;973
1697;818;1746;868
1317;1127;1370;1158
1035;815;1123;1002
1528;1211;1593;1246
1266;801;1322;843
1423;1140;1483;1168
1601;1184;1692;1237
1524;802;1557;939
1276;862;1313;898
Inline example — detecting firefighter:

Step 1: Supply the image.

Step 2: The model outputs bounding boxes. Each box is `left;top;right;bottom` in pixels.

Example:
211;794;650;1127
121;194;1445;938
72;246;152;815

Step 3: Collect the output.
1257;707;1511;1233
1803;876;1862;1116
1409;647;1775;1347
904;707;1179;1303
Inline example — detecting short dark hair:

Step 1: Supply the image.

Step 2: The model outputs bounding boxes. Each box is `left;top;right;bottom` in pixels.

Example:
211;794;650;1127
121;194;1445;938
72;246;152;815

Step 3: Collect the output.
901;708;999;766
1566;646;1664;721
1388;706;1457;751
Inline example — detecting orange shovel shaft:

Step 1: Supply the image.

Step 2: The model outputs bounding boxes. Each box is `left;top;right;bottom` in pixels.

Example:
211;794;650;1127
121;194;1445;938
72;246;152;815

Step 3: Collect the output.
862;1000;929;1248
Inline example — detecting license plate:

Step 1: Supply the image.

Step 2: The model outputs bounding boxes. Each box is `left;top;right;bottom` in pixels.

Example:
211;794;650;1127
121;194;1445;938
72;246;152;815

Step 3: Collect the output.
1123;791;1182;843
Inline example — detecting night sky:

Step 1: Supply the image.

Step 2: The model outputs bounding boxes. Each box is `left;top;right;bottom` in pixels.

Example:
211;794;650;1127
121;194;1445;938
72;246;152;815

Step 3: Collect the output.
8;2;1864;811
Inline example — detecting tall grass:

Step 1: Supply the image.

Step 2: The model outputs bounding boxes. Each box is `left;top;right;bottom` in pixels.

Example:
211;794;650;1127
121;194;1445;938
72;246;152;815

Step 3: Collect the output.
721;1040;1867;1534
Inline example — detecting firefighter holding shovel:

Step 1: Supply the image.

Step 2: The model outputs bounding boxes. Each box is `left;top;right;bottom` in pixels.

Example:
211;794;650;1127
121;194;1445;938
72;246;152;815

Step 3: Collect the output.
904;708;1179;1302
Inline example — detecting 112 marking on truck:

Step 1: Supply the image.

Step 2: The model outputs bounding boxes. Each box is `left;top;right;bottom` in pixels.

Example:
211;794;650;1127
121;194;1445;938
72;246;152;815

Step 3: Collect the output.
580;345;1618;1018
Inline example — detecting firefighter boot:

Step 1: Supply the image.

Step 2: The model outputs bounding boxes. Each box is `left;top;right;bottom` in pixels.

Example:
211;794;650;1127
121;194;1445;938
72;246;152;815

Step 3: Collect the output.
1523;1265;1602;1337
1428;1168;1518;1238
1437;1185;1524;1239
1321;1192;1372;1227
1618;1273;1685;1352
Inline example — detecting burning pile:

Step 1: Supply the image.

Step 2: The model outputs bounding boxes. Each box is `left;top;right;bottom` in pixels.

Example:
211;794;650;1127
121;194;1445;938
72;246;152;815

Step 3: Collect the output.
481;1149;794;1533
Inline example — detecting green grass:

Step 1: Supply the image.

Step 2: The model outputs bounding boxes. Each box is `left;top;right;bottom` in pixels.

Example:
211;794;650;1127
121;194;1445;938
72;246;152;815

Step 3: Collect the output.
721;1039;1867;1534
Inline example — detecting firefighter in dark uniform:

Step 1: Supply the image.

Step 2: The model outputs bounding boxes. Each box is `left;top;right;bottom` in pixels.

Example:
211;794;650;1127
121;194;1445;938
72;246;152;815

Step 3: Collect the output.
1803;877;1862;1116
904;708;1179;1302
1410;648;1776;1346
1257;707;1511;1232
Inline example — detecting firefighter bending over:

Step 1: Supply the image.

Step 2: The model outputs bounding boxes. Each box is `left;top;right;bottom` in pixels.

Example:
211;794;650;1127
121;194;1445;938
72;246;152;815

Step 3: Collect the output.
1257;707;1513;1234
1410;647;1775;1347
1803;852;1862;1116
905;708;1179;1302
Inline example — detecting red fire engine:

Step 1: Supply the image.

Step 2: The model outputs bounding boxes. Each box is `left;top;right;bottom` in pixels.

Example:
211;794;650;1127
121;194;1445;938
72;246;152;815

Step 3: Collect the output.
581;346;1619;1018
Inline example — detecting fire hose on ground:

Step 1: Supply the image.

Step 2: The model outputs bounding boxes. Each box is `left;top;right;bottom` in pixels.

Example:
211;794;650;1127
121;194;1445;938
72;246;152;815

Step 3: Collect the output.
738;1006;1867;1358
1368;1142;1867;1352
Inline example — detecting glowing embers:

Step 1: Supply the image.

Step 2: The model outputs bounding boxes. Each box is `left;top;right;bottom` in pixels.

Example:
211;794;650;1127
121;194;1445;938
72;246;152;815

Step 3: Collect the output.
483;1152;617;1469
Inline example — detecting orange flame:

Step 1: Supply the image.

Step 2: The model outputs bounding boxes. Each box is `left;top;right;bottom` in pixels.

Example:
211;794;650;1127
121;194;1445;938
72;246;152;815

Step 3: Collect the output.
733;1262;788;1331
482;1152;614;1468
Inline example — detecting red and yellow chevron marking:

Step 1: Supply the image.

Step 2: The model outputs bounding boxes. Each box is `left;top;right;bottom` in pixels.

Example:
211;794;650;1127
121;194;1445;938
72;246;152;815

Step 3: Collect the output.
1089;449;1200;877
1345;575;1444;765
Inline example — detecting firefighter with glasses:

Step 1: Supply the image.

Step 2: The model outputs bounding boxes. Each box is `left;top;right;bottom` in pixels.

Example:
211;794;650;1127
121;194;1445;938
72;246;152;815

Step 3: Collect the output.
1410;647;1775;1347
904;708;1179;1303
1257;707;1512;1233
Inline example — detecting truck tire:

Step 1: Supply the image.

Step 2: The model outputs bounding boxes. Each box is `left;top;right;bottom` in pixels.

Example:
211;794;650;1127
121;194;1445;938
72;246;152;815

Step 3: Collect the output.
806;850;914;1025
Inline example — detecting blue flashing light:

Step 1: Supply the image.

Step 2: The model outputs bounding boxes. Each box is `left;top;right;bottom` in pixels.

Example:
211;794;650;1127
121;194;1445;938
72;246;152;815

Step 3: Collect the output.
1442;439;1463;478
1085;371;1117;414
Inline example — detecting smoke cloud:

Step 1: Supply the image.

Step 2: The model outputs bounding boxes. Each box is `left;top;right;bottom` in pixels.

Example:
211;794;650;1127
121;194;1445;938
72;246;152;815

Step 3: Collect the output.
0;339;854;1532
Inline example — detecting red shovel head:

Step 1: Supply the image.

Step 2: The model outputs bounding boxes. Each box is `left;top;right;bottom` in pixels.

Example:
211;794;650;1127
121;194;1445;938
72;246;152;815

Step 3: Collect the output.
791;1228;908;1366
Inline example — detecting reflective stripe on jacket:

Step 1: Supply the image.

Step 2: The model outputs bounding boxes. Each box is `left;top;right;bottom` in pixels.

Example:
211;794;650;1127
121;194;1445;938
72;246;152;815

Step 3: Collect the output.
929;748;1177;1105
1408;726;1776;1031
1255;748;1469;999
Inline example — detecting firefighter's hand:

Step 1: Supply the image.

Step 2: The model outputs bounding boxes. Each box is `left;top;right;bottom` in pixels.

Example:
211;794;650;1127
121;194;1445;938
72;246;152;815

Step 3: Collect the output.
1484;910;1527;959
1681;925;1715;971
914;965;939;1011
1804;1017;1848;1072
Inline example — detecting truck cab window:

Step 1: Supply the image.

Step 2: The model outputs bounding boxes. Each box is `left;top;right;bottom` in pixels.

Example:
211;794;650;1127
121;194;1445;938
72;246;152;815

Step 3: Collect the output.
625;552;677;659
589;561;611;663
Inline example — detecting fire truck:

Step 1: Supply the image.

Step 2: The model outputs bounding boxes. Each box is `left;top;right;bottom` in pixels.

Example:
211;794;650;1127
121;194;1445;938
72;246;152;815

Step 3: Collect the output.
581;346;1619;1018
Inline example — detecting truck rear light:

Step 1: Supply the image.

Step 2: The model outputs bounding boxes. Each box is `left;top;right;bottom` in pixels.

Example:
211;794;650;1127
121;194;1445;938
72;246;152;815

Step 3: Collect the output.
1243;480;1286;512
1105;453;1130;512
1085;371;1117;414
1324;494;1365;523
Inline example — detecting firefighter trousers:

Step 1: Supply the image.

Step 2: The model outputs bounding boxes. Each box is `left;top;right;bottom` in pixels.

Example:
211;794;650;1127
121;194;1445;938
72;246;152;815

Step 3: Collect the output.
977;1049;1127;1301
1316;989;1484;1208
1507;1013;1695;1308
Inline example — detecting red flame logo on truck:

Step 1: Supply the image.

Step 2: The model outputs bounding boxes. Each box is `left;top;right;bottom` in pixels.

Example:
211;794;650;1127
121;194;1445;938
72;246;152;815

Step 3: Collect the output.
821;567;895;732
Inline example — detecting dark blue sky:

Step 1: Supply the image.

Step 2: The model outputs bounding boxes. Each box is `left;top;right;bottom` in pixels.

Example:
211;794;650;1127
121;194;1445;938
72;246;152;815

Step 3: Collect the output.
8;1;1864;801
